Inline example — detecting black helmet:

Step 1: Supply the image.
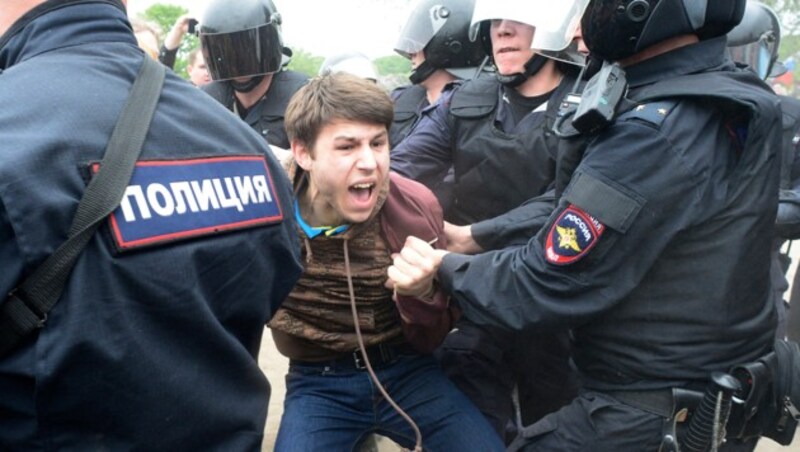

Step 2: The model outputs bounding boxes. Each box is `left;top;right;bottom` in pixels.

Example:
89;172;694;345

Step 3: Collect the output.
582;0;746;62
727;1;781;80
199;0;286;81
394;0;486;83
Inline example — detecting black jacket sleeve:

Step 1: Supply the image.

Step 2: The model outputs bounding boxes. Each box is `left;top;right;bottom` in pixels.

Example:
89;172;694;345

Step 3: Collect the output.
158;45;178;69
471;190;556;250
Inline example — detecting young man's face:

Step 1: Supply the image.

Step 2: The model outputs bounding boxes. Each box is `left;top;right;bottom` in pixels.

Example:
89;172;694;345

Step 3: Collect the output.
490;19;536;76
294;119;390;226
188;52;211;86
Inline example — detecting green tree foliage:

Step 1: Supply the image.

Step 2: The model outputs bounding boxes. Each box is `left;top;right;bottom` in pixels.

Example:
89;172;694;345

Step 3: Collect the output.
139;4;197;79
286;48;325;77
373;55;411;77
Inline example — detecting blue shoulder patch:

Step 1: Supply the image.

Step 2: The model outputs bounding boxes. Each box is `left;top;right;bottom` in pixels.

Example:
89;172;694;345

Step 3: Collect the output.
545;205;606;266
92;155;284;252
618;101;677;128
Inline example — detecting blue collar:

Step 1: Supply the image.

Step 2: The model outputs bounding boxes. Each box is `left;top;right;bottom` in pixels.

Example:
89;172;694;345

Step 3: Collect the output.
294;199;349;239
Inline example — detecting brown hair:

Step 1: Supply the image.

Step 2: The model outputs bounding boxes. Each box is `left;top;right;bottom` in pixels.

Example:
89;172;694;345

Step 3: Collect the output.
285;72;394;151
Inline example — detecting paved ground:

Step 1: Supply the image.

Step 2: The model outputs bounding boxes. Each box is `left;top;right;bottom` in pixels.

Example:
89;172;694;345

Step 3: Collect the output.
258;242;800;451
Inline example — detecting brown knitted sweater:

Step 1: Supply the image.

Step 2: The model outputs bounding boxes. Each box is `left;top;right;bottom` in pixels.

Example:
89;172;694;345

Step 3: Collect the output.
269;154;456;360
268;159;411;361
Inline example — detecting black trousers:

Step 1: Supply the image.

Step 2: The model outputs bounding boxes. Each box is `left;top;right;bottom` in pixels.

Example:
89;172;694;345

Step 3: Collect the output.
507;391;759;452
435;319;580;443
789;266;800;342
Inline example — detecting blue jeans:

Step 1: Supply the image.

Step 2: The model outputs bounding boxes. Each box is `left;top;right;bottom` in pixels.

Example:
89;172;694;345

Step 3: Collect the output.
274;354;505;451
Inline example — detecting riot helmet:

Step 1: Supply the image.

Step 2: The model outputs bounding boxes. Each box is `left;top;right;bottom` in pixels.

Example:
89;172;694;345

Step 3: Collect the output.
394;0;487;84
319;51;379;81
468;0;587;87
727;1;781;80
581;0;746;62
199;0;286;83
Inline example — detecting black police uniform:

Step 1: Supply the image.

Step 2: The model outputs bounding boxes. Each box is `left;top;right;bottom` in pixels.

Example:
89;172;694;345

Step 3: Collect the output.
390;84;428;148
203;69;308;149
0;2;302;449
391;68;583;438
392;72;578;225
777;95;800;341
439;37;780;450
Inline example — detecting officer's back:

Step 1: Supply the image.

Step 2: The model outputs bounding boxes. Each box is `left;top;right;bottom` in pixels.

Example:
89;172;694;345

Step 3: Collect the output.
0;1;302;449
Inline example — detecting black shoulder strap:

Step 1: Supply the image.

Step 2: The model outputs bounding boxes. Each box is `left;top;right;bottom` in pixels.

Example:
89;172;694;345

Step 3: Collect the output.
392;85;427;121
449;77;498;119
0;57;166;357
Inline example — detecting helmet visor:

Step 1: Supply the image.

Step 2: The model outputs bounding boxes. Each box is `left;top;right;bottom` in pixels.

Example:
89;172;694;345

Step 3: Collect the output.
201;23;283;81
469;0;589;51
728;40;776;80
536;41;586;67
395;1;450;58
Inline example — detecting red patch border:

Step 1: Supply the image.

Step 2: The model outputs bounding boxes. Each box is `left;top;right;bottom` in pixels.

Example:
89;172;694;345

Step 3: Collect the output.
545;205;604;266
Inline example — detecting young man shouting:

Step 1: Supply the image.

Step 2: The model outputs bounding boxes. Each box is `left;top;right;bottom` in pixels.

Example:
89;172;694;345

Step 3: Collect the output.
268;73;503;451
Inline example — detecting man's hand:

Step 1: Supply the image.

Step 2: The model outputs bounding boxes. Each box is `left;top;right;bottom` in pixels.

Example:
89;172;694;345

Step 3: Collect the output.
387;236;449;298
444;221;483;255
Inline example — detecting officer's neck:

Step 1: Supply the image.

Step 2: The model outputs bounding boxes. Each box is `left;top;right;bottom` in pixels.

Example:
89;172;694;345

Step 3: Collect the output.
619;34;699;67
421;69;458;105
515;59;561;98
234;73;275;110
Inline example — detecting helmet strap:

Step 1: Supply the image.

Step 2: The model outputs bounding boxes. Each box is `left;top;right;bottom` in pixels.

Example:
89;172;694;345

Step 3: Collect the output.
230;75;265;93
496;54;547;88
409;60;437;85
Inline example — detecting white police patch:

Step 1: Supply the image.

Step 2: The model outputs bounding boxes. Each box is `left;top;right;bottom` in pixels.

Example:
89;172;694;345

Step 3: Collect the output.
92;155;283;252
545;205;605;265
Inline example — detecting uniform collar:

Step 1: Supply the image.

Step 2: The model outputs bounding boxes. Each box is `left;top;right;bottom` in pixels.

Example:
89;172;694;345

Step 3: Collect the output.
0;1;133;70
624;36;731;89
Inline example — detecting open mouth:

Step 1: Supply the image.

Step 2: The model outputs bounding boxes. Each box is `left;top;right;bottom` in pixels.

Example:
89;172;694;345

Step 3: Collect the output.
349;182;375;203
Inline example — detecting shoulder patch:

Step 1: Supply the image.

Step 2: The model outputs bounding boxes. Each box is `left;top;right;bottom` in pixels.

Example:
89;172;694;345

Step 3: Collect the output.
545;205;605;266
619;101;677;128
93;155;284;252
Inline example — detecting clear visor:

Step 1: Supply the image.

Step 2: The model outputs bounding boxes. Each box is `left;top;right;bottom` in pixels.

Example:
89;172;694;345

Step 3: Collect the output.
728;40;776;80
536;41;586;67
394;2;450;58
469;0;589;51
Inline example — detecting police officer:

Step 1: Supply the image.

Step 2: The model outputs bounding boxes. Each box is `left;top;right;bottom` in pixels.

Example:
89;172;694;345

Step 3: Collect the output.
390;0;782;449
729;0;800;341
391;0;585;440
0;0;302;449
390;0;487;148
199;0;308;149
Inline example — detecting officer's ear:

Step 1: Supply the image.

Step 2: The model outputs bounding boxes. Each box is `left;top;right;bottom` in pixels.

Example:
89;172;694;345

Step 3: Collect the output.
291;139;314;171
